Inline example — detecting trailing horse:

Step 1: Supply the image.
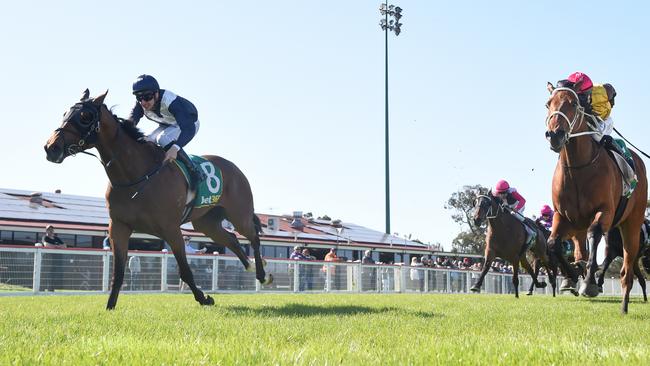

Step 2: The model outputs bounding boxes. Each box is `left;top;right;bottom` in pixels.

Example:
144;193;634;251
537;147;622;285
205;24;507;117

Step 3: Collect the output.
44;90;272;309
596;220;649;301
470;192;556;297
545;81;647;314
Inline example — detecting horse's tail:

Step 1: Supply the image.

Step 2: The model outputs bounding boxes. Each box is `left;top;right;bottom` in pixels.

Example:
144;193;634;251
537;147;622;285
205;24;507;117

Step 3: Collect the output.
253;214;262;235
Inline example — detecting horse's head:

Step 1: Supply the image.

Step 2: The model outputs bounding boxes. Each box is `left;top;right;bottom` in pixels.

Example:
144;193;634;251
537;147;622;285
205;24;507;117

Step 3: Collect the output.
473;191;500;227
44;89;107;163
544;80;592;152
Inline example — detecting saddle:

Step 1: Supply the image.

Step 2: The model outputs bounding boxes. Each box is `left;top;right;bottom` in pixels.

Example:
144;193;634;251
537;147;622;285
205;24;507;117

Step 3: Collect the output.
602;137;637;198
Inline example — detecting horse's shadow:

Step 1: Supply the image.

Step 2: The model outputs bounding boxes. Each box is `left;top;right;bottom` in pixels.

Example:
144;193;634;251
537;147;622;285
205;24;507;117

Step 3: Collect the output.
220;303;438;318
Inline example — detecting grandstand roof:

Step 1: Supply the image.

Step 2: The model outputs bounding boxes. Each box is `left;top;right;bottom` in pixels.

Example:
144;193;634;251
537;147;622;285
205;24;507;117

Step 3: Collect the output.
0;187;429;250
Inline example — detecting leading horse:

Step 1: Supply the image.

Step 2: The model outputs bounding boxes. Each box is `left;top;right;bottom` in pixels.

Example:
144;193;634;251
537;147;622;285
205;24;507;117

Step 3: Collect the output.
44;90;272;309
545;81;647;314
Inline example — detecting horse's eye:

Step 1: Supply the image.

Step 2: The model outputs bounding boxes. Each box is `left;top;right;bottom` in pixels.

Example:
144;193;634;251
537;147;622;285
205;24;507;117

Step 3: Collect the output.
545;102;550;109
79;111;94;125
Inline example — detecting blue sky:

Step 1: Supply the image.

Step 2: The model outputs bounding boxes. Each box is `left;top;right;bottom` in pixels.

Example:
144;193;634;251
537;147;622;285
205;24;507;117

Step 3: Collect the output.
2;1;649;250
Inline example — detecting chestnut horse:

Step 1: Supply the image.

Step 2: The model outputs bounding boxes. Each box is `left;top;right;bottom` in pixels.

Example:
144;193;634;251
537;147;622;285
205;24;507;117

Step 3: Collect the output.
545;81;647;314
44;90;272;309
470;192;555;297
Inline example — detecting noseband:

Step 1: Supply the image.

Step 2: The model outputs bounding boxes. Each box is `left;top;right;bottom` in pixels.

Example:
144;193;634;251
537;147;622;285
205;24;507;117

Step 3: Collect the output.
476;195;502;220
545;87;601;144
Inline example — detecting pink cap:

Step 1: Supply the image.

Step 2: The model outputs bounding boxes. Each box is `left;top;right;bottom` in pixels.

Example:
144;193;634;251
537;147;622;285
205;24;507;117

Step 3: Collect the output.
567;72;593;93
494;180;510;194
540;204;553;216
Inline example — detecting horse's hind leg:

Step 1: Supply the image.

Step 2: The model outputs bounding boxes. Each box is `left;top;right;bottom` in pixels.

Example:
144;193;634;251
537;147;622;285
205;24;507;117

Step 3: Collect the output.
512;261;520;298
225;211;272;285
633;260;647;302
192;207;252;271
106;220;132;310
620;220;643;314
526;259;541;296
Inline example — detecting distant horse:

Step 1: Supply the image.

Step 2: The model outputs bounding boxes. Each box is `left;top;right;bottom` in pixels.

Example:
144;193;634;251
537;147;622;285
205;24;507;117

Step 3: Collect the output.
526;222;562;297
596;220;649;301
470;192;555;297
545;81;647;314
44;90;272;309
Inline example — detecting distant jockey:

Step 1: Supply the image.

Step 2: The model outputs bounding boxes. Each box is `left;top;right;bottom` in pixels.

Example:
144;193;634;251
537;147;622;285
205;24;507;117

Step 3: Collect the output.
494;179;536;248
536;204;554;231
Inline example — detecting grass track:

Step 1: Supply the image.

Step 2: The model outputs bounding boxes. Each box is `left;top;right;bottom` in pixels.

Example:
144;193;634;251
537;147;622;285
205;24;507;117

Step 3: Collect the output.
1;293;650;365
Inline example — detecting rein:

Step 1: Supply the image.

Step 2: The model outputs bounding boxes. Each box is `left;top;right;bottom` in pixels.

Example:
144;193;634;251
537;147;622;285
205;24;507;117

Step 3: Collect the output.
59;101;165;198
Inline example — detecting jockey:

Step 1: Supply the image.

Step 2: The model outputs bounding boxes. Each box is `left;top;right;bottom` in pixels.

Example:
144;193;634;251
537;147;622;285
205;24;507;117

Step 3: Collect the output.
494;180;536;247
128;75;205;191
563;72;636;190
536;204;553;231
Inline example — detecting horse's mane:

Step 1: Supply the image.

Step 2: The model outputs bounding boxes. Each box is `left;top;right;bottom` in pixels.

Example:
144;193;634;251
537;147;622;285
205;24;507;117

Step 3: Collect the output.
106;107;164;161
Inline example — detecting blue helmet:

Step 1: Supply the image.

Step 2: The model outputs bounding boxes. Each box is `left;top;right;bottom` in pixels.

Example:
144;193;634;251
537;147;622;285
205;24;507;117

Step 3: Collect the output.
132;74;159;94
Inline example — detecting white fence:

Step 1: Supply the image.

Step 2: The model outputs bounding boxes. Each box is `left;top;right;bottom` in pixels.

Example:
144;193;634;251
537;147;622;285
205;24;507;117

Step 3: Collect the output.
0;246;642;296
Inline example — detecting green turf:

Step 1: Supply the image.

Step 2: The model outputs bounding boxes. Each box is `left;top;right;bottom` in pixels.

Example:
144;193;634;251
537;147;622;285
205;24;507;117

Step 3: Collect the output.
1;293;649;365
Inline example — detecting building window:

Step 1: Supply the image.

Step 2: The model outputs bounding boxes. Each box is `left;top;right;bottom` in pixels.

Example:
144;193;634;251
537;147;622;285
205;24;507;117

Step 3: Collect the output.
75;235;93;248
13;231;38;245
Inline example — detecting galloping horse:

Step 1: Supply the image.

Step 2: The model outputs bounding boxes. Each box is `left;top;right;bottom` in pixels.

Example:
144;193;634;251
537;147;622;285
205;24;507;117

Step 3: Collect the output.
44;90;272;309
471;192;556;297
596;221;649;301
545;81;647;314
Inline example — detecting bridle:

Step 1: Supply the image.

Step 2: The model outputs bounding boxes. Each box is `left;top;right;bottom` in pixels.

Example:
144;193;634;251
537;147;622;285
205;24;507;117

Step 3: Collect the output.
545;87;601;143
475;195;503;220
56;100;102;158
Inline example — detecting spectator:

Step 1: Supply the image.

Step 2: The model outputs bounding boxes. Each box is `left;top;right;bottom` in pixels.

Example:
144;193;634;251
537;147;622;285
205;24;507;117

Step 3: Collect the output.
128;255;141;290
40;225;66;292
290;246;307;291
323;248;342;290
184;236;207;254
361;250;377;291
302;248;315;290
290;246;307;260
102;231;111;250
362;250;375;264
180;236;205;291
410;256;424;292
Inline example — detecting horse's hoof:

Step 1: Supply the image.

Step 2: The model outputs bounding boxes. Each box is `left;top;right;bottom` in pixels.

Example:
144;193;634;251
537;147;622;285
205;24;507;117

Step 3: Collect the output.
560;278;576;292
526;292;533;296
570;289;579;297
470;286;480;293
201;295;215;306
262;274;273;285
536;282;547;289
598;285;604;293
578;282;600;298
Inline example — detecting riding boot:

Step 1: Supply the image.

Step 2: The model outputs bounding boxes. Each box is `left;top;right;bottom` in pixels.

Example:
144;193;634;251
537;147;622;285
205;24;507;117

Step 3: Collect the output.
602;135;635;171
177;148;205;192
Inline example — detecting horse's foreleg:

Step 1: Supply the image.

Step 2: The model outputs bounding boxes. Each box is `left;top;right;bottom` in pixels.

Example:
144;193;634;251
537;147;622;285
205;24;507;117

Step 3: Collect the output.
524;259;542;295
548;214;578;293
106;221;132;310
579;218;606;297
470;250;494;293
168;236;213;306
512;261;520;298
620;221;643;314
597;254;615;293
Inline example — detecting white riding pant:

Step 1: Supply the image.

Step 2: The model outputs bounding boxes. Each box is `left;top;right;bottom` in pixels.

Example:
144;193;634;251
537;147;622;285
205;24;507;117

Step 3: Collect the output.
146;120;200;148
592;116;613;143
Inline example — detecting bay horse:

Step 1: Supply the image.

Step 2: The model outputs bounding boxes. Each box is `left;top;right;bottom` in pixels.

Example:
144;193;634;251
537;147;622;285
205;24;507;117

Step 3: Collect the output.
596;221;649;301
44;90;272;309
470;192;556;297
545;81;648;314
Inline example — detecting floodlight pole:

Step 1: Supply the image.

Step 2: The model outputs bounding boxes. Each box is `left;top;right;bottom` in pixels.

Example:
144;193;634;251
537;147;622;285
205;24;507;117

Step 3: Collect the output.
379;3;402;234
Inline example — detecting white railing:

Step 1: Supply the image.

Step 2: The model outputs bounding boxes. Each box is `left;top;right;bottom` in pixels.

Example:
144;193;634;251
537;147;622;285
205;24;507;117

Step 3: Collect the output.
0;246;644;297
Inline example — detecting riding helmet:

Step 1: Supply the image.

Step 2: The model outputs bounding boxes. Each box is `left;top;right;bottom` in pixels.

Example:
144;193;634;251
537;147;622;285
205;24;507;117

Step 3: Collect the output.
132;74;160;94
567;72;593;94
494;180;510;194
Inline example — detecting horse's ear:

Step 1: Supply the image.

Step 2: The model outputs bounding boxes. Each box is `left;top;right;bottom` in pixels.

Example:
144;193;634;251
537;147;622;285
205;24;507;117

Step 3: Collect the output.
81;89;90;101
547;82;555;94
93;89;109;105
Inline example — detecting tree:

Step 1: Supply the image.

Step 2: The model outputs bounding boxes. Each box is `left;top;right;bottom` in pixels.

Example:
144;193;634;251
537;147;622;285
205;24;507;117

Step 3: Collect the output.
445;184;488;254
